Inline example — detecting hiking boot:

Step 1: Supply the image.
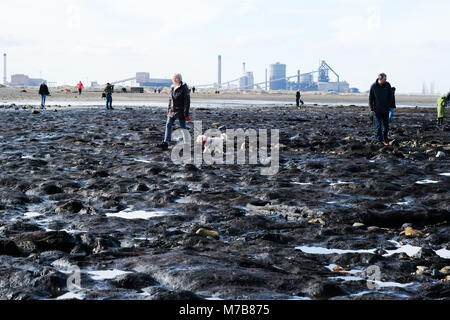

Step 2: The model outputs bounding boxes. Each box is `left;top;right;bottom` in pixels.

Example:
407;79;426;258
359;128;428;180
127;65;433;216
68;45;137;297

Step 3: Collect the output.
157;142;169;150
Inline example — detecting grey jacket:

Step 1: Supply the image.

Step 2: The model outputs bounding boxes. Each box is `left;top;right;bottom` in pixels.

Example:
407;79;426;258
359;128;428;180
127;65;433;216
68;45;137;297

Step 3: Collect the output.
168;83;190;119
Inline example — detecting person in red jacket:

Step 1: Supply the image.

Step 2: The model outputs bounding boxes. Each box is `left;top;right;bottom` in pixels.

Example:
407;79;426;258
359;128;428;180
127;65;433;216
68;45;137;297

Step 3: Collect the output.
77;81;84;95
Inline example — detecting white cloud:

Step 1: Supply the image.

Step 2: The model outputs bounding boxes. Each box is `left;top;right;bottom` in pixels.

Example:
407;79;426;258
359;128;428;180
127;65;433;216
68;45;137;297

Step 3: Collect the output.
236;0;257;16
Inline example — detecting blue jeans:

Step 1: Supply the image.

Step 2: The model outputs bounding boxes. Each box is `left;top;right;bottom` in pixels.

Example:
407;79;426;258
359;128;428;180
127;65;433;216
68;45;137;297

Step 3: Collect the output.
41;94;47;106
389;108;395;122
164;117;186;143
106;94;112;109
374;113;389;142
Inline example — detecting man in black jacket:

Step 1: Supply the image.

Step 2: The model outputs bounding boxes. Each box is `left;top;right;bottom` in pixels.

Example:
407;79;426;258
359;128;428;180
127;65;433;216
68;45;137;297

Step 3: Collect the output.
103;83;114;110
369;73;394;145
158;73;190;150
39;81;50;107
296;90;304;107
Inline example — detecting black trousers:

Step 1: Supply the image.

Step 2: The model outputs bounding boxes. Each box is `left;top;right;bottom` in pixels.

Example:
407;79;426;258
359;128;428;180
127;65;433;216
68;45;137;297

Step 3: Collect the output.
374;112;389;142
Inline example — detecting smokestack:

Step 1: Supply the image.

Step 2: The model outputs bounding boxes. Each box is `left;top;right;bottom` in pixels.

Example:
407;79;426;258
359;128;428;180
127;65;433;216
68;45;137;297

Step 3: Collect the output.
218;55;222;89
243;62;246;74
3;53;6;85
265;68;268;91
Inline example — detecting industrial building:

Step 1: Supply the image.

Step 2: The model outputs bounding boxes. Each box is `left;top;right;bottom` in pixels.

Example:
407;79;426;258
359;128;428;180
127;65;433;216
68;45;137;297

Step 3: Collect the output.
9;74;46;87
269;62;287;90
111;72;172;88
238;62;254;90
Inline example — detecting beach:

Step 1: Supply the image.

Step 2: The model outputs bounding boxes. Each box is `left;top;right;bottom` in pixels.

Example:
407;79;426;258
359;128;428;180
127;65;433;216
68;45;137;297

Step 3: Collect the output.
0;101;448;300
0;86;442;108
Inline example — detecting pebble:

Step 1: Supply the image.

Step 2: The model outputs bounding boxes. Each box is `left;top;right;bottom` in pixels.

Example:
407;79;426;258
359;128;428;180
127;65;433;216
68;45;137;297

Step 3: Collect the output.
400;227;422;237
352;222;365;227
195;228;220;240
416;266;429;275
439;266;450;275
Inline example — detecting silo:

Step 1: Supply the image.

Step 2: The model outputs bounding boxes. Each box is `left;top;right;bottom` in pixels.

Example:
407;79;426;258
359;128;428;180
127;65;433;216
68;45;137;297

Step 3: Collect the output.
269;62;286;90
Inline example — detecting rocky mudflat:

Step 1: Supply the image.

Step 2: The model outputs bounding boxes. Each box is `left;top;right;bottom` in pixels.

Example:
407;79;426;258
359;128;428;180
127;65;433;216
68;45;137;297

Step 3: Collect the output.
0;104;449;300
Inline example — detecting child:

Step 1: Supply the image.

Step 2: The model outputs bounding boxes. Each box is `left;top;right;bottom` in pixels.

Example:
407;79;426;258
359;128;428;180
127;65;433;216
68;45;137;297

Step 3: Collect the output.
389;87;396;122
437;93;447;126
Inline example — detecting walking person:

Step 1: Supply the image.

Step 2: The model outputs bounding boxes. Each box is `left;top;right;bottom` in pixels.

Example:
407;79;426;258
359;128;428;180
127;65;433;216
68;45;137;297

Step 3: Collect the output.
369;73;394;146
77;81;84;95
104;83;114;110
437;93;448;126
296;90;304;107
389;87;397;122
39;81;50;107
157;73;190;150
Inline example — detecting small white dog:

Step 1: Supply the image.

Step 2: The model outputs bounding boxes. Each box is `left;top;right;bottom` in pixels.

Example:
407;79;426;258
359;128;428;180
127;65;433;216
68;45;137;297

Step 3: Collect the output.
196;133;227;153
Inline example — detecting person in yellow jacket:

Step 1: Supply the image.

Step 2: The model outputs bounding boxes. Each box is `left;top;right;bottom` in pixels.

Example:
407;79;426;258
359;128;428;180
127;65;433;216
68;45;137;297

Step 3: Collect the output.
437;93;448;126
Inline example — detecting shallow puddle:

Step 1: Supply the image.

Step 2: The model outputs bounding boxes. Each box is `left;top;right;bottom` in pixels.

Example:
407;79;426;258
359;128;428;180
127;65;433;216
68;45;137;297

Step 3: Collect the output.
106;209;174;220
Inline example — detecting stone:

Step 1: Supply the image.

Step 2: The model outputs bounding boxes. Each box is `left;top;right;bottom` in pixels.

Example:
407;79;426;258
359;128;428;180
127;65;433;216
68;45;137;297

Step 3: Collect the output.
195;228;220;240
400;227;422;237
111;272;158;289
55;200;84;214
42;184;63;195
439;266;450;275
304;281;347;299
13;231;77;253
416;266;429;275
352;222;365;227
0;239;24;257
308;218;325;225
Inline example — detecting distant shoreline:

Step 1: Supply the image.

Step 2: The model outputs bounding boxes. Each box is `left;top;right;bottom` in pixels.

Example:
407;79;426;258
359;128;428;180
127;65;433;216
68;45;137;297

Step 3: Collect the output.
0;86;440;106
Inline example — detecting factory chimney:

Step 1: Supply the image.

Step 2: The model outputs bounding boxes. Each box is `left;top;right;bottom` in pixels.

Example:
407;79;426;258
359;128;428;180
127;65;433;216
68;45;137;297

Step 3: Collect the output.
265;68;268;91
218;55;222;89
3;53;6;85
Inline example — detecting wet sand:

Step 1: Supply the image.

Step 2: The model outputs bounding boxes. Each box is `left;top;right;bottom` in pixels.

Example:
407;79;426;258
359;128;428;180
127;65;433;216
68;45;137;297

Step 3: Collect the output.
0;86;441;107
0;103;449;300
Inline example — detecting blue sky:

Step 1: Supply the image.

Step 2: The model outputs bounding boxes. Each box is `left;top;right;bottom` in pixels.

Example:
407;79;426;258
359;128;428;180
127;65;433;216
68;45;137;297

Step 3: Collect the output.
1;0;449;93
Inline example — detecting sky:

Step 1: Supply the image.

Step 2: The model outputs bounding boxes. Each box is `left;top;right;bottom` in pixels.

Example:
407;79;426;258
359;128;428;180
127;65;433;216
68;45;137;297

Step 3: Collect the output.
1;0;449;93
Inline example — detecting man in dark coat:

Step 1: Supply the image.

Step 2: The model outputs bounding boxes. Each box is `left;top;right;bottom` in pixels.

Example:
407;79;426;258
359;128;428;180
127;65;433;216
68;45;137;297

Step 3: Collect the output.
158;73;190;150
39;82;50;107
104;83;114;110
369;73;394;145
296;90;304;107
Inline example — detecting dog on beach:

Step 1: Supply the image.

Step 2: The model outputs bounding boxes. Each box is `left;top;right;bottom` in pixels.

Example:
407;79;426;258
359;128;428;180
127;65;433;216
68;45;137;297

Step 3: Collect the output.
196;133;227;154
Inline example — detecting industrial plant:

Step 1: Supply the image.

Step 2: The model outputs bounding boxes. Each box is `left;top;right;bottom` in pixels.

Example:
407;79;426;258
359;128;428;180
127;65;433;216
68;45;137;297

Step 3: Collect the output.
208;55;354;93
0;51;355;92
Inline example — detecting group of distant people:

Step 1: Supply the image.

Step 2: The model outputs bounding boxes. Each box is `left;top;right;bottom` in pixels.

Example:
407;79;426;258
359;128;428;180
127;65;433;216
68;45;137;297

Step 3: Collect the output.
37;74;447;147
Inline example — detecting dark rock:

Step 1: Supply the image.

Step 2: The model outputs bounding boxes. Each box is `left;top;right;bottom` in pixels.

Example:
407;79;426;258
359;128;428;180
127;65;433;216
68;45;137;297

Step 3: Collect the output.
331;253;382;266
13;231;78;253
0;240;23;257
136;183;149;192
110;272;158;289
42;184;63;195
55;200;84;214
304;281;348;299
150;290;204;300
